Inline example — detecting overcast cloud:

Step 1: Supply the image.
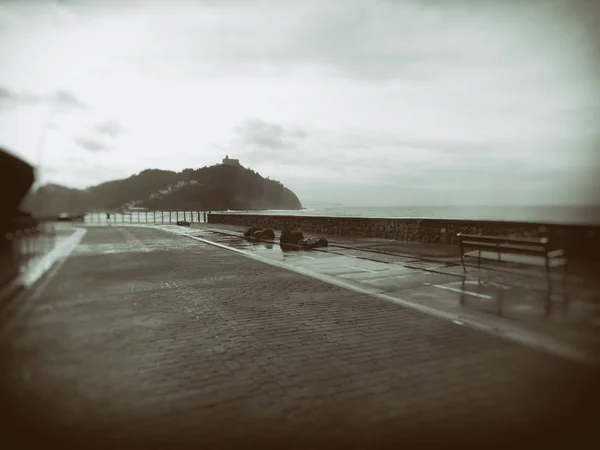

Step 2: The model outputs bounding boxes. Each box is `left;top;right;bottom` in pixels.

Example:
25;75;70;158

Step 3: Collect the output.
0;0;599;206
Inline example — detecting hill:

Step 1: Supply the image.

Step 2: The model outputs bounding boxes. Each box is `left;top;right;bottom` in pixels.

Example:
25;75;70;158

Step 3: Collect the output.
23;163;303;217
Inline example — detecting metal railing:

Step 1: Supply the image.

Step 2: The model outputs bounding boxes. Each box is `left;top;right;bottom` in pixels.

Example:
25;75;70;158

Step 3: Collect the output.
84;211;209;224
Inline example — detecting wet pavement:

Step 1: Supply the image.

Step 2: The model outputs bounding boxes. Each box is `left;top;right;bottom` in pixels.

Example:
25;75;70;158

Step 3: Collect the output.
158;224;600;364
1;223;83;306
2;224;600;449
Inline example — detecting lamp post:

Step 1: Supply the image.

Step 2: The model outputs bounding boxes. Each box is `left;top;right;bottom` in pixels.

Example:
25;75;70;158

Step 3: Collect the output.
35;104;54;187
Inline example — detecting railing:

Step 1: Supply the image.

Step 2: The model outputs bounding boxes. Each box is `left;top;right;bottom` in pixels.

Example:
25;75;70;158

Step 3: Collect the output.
83;211;209;224
1;221;56;294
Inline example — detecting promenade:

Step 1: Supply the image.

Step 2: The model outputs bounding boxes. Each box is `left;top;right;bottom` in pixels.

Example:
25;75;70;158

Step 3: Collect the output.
1;224;599;449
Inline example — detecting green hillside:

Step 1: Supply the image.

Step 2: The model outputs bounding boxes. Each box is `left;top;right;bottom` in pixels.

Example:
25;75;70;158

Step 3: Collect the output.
23;163;302;217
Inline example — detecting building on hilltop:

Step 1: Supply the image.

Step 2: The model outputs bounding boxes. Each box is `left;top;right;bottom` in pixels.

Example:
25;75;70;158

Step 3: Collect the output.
222;155;240;166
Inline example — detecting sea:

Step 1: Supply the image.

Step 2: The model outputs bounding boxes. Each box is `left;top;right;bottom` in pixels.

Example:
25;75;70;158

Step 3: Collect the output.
224;205;600;225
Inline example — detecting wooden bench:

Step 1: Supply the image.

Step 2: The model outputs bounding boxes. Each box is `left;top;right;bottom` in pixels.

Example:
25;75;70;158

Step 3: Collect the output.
456;233;567;275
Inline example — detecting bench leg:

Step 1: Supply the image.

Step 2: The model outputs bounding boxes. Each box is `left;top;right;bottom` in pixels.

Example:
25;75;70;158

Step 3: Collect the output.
496;284;503;317
545;255;551;294
562;258;568;294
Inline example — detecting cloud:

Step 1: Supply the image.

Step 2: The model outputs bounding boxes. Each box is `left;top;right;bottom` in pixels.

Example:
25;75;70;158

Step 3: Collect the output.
0;85;87;111
121;0;600;84
235;119;307;150
0;85;41;106
95;119;124;138
50;90;87;110
0;86;15;101
75;136;109;152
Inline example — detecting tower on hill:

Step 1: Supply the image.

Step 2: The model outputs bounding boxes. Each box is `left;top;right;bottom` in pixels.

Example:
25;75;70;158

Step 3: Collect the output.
222;155;240;166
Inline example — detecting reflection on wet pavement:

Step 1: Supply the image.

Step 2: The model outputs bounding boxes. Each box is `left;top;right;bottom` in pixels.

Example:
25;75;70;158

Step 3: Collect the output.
157;225;600;362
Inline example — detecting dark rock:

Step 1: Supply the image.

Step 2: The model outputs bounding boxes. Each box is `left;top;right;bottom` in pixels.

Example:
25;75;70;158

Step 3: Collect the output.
176;220;190;227
253;228;275;240
299;237;329;249
317;237;328;247
280;228;304;245
244;226;263;238
279;243;301;252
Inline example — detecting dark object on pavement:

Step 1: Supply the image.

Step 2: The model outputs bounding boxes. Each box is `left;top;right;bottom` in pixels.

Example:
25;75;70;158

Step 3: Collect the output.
176;220;190;227
253;228;275;240
56;212;85;222
0;148;35;236
299;237;328;249
280;228;304;245
244;226;263;238
279;243;301;252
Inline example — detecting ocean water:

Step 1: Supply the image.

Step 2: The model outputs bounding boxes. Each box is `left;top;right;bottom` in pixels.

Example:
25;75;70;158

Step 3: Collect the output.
224;205;600;225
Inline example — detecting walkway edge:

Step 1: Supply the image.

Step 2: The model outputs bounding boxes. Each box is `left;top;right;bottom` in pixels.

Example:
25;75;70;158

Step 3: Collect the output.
0;228;87;336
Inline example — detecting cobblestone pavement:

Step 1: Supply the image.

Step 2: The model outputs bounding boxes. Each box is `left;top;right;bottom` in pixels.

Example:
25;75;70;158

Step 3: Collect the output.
1;226;599;449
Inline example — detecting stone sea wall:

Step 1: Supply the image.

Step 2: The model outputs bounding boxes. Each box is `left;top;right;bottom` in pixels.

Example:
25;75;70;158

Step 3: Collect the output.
208;213;600;261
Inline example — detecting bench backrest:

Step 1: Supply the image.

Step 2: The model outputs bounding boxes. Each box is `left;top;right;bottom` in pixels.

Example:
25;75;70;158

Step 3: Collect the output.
456;233;551;254
456;233;547;245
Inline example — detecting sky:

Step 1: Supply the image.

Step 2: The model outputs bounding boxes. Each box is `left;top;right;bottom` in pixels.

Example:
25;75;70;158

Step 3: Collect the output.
0;0;599;207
